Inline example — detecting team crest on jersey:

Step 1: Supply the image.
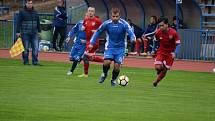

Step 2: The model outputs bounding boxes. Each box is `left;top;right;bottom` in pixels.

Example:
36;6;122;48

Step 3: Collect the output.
169;35;173;39
92;22;95;26
159;37;163;40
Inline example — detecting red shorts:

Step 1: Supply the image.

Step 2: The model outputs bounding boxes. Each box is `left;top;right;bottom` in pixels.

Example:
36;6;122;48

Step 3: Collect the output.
154;54;174;69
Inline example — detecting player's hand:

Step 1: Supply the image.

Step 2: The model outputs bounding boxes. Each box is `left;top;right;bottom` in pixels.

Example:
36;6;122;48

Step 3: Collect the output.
16;33;21;37
65;37;71;43
81;39;86;44
171;52;176;58
81;25;85;31
88;44;93;50
91;30;96;33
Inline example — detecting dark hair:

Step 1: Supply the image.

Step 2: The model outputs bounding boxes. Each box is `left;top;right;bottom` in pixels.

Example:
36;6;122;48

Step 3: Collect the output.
158;17;168;24
26;0;32;2
151;16;157;22
111;7;120;15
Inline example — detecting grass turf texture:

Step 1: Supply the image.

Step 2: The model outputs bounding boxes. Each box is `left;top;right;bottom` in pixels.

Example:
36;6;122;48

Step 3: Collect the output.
0;58;214;121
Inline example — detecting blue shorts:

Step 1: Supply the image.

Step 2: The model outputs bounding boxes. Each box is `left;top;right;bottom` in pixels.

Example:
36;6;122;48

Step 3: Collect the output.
104;48;125;64
70;44;86;62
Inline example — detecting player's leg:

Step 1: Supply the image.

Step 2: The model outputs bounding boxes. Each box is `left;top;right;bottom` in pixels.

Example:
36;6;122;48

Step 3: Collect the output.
89;45;103;62
78;53;89;77
153;54;167;87
110;49;124;86
78;45;95;77
99;59;111;83
68;45;85;75
153;54;174;86
67;46;78;75
111;63;121;86
153;64;167;87
99;49;113;83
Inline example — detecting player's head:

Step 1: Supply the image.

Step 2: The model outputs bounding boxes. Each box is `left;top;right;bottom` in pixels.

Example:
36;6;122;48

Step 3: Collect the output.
25;0;33;9
173;16;177;24
57;0;64;7
111;8;121;23
87;7;95;18
150;16;157;24
158;17;169;31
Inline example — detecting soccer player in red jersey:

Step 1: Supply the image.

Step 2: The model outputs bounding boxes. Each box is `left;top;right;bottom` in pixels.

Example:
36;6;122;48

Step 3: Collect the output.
153;18;181;87
78;7;103;77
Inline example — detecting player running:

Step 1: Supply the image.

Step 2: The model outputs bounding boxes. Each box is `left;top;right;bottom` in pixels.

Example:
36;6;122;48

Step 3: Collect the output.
89;8;136;86
153;17;181;87
66;17;87;76
78;6;104;78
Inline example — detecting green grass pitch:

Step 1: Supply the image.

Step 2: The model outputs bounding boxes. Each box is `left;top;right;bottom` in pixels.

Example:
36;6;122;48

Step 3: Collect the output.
0;58;215;121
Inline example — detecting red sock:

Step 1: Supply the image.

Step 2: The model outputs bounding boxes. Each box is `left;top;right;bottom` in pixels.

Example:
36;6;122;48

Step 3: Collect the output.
93;56;104;63
84;63;89;75
156;71;166;84
135;41;141;54
143;39;148;53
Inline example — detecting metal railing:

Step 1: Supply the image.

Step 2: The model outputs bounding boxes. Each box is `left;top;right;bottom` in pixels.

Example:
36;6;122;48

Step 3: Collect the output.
0;19;13;49
178;29;215;61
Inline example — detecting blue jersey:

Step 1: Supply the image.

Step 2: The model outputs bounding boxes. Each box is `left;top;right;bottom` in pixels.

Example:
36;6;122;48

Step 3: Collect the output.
68;20;86;46
90;18;136;49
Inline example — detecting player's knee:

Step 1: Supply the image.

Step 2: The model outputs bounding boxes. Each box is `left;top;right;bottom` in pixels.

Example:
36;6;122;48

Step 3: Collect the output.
114;63;120;70
155;64;163;71
104;60;111;65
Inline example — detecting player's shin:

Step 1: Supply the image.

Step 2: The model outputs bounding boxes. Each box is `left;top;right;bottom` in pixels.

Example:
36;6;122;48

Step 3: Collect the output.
156;67;167;84
103;64;110;76
83;55;90;75
112;68;120;81
70;61;78;72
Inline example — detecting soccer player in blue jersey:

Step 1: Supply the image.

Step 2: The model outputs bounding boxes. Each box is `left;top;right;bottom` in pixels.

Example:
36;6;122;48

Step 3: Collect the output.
89;8;136;86
66;17;87;76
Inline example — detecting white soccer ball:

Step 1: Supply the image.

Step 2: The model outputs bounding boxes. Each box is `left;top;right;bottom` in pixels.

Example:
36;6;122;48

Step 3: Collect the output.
42;45;49;52
213;68;215;73
117;75;129;86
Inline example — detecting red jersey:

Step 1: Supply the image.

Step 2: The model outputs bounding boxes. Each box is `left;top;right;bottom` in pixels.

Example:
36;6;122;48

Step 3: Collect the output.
155;28;180;55
83;16;102;46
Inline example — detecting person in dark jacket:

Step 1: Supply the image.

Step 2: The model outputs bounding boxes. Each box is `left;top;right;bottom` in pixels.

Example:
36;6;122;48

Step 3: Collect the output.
52;0;68;51
16;0;41;65
141;16;158;56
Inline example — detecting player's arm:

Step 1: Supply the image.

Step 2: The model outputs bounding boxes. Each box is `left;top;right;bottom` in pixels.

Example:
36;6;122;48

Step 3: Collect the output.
90;22;107;46
81;19;87;31
66;22;79;43
125;23;136;43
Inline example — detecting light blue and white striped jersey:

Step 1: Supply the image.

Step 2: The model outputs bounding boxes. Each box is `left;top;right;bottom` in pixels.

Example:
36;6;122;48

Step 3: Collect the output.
68;20;86;46
90;18;136;49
